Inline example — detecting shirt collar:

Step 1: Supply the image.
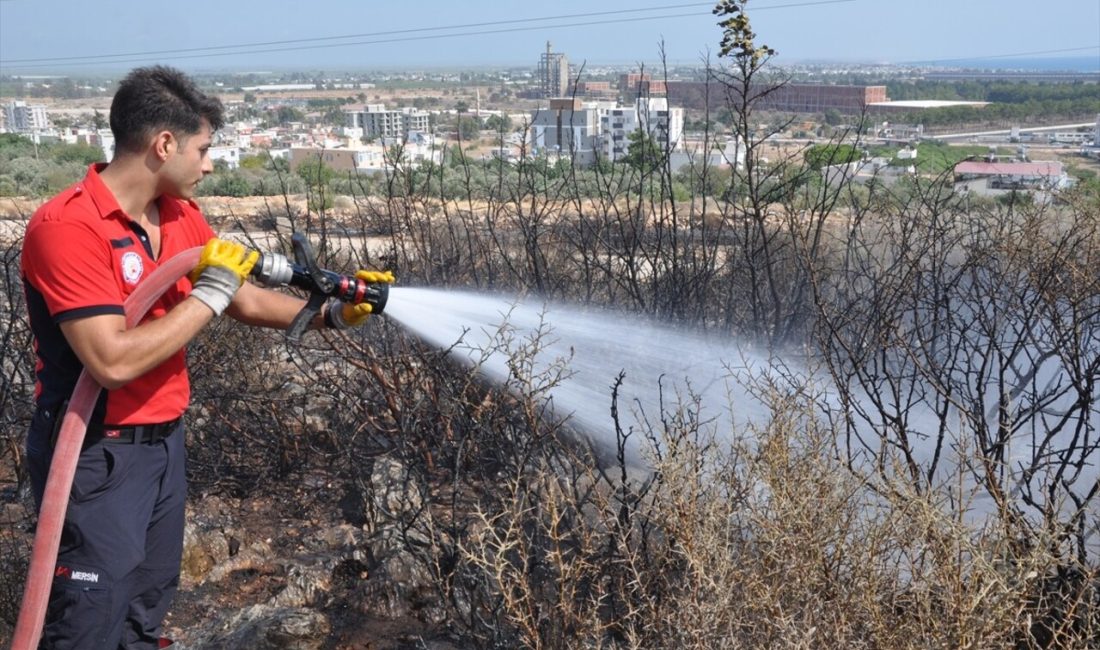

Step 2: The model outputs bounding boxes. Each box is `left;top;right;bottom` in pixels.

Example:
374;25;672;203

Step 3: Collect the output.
79;162;182;224
80;163;125;221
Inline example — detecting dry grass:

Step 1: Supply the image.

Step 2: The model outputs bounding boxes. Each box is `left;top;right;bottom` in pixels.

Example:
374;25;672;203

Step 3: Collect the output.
461;385;1099;649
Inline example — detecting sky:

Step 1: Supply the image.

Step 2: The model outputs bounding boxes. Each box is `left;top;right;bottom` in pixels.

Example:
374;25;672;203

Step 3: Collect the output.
0;0;1098;74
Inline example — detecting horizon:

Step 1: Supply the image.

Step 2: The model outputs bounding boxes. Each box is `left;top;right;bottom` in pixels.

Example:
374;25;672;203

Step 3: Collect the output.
2;56;1096;81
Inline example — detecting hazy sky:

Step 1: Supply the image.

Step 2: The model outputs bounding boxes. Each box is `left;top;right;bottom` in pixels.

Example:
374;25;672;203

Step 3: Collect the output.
1;0;1097;73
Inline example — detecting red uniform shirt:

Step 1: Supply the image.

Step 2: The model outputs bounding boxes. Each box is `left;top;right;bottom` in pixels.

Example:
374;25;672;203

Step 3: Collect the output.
21;163;215;425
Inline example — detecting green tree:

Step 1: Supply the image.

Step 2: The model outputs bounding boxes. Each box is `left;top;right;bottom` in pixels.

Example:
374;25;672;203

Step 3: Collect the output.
0;133;37;161
485;114;513;133
239;154;267;170
803;143;860;170
456;115;480;141
622;129;663;172
295;155;335;211
323;106;347;125
52;142;104;165
51;115;74;132
275;106;306;125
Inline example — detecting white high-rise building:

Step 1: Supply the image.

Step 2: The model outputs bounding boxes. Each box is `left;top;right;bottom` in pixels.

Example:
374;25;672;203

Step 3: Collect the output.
345;105;430;139
597;97;683;162
3;100;49;133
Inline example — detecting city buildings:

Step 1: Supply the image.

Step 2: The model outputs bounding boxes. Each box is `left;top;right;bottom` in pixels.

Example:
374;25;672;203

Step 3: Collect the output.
1083;114;1100;159
344;104;431;140
528;96;685;167
290;146;385;174
569;80;617;100
619;73;667;100
824;157;915;188
289;132;441;175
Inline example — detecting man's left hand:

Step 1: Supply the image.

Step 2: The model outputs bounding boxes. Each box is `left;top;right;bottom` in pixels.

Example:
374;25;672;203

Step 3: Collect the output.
324;269;395;329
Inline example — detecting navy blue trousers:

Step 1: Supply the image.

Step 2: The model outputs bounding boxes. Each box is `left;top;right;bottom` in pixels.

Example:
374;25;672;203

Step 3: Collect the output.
27;405;186;650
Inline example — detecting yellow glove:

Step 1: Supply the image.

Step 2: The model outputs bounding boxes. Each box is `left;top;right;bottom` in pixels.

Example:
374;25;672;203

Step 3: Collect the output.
334;302;373;328
325;269;395;329
355;269;395;285
188;238;259;316
189;238;259;284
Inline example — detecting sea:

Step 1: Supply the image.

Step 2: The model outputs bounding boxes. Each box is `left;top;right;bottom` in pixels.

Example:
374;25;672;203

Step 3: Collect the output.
913;55;1099;72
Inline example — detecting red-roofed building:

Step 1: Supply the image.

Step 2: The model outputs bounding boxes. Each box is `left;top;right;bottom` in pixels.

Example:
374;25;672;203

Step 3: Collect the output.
954;160;1070;199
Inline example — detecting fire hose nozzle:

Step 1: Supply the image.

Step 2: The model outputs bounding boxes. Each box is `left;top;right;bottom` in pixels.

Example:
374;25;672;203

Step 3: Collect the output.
248;234;391;342
251;250;390;315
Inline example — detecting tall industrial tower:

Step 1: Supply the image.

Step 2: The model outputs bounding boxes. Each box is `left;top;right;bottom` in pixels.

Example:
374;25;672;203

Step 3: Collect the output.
538;41;569;99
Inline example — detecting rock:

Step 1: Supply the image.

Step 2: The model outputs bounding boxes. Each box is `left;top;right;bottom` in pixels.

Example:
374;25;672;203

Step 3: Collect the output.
181;497;247;586
271;556;334;608
181;605;330;650
367;455;424;531
204;539;275;584
357;536;439;621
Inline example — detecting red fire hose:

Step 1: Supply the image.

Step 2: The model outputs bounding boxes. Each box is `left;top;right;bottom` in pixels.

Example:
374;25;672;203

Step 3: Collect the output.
11;246;202;650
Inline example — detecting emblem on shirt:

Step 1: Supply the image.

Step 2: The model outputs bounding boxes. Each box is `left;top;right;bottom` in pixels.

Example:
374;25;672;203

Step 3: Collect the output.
121;251;144;285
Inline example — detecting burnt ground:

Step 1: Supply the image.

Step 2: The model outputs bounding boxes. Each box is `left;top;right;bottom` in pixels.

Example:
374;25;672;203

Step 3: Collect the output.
0;460;463;649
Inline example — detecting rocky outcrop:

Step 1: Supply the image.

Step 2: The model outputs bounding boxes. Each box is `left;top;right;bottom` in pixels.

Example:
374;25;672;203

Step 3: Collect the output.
172;455;445;648
181;605;330;650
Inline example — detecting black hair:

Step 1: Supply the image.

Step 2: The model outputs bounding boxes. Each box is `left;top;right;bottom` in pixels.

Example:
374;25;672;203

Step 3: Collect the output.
109;65;224;155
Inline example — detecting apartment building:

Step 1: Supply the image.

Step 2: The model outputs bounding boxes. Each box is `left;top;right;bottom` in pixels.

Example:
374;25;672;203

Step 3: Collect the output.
598;97;684;162
2;100;49;133
345;104;431;139
528;96;685;167
528;98;603;165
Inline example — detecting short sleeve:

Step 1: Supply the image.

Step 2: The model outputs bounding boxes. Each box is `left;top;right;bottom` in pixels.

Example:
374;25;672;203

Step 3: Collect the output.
22;218;124;321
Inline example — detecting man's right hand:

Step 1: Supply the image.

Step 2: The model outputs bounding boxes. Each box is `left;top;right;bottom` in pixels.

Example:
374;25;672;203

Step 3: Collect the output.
189;238;259;317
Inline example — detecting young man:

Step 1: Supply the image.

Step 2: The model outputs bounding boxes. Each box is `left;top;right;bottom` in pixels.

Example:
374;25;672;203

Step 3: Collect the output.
21;65;387;648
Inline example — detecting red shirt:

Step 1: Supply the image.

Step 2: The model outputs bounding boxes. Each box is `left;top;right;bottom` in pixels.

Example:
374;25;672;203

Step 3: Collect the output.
22;163;215;425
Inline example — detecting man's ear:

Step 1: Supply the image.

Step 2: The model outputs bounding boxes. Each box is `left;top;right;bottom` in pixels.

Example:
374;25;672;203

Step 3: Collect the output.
152;130;176;162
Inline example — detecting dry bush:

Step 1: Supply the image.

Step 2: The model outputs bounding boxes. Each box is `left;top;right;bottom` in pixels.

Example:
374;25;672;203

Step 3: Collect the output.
460;376;1099;649
0;216;35;631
